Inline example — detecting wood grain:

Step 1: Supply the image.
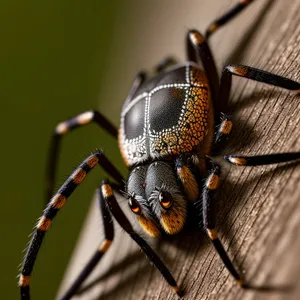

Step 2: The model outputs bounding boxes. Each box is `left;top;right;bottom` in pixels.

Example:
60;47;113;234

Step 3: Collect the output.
58;1;300;299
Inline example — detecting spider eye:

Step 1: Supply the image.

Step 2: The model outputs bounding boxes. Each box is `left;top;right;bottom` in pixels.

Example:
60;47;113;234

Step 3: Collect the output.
128;196;141;214
158;191;173;209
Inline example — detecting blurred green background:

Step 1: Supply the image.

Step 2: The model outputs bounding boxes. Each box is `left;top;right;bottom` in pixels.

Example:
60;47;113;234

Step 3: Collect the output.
0;1;125;299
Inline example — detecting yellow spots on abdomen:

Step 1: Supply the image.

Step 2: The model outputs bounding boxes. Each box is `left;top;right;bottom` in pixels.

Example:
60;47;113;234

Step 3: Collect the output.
152;86;210;156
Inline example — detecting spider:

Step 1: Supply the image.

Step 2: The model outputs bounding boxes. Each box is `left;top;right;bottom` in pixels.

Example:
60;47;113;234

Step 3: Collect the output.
19;1;300;299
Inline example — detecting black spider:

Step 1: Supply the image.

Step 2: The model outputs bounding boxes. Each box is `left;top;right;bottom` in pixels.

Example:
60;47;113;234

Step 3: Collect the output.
19;1;300;299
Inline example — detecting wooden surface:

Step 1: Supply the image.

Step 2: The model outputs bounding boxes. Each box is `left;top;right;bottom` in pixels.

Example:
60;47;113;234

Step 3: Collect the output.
58;1;300;299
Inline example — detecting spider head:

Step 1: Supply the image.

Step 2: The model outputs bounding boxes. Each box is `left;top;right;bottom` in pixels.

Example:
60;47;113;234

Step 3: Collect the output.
126;161;187;237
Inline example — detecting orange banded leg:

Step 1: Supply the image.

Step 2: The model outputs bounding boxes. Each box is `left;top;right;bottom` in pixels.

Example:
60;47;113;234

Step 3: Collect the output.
19;152;181;299
100;180;182;296
205;0;255;40
213;113;233;155
219;64;300;114
60;185;114;300
186;30;219;114
225;152;300;166
19;151;120;300
46;110;119;204
202;163;243;285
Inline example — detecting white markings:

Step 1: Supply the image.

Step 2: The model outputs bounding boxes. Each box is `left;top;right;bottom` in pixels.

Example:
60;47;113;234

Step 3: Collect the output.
120;63;206;166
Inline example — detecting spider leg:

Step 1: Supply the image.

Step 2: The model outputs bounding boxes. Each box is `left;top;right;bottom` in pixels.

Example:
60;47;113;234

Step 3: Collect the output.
205;0;256;40
225;152;300;166
59;185;114;300
187;1;258;119
123;71;146;105
128;57;178;97
212;113;233;155
19;151;181;299
46;110;119;204
186;30;219;116
202;162;244;285
19;151;122;300
45;71;146;205
213;64;300;151
100;179;182;296
154;57;178;73
218;64;300;114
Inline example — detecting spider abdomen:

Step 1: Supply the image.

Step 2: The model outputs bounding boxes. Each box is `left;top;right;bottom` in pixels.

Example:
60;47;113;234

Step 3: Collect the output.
119;62;213;167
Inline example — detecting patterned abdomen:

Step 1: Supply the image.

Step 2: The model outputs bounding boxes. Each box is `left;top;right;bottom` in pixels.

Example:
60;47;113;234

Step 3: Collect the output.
119;62;211;167
150;86;209;157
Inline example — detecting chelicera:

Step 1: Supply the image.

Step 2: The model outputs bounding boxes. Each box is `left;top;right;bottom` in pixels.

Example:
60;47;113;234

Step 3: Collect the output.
19;1;300;299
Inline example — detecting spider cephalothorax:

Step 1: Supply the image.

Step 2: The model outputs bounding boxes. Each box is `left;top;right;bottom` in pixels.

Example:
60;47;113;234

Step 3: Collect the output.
126;161;187;236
